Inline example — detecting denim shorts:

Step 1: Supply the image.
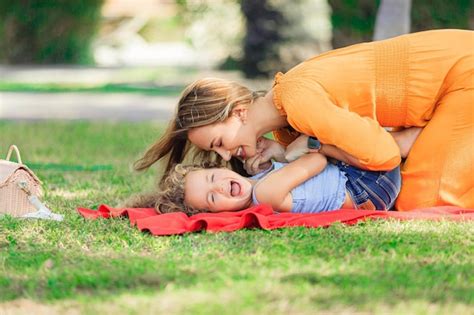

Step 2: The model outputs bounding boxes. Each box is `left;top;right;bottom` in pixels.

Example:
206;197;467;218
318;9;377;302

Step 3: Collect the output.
336;162;401;210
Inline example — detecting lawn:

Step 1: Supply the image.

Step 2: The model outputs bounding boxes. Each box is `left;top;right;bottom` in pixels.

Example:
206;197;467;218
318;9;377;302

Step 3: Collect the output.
0;82;184;96
0;121;473;315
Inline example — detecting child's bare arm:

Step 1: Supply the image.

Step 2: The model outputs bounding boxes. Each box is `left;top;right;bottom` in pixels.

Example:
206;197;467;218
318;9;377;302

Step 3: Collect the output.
254;153;327;211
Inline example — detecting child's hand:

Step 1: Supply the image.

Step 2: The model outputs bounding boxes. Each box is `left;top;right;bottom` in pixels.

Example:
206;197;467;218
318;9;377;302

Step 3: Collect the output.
243;137;285;175
285;134;310;162
257;137;286;162
244;154;272;175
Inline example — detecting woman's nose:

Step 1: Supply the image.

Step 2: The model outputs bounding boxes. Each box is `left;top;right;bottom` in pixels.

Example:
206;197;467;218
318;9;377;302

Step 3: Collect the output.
215;147;231;161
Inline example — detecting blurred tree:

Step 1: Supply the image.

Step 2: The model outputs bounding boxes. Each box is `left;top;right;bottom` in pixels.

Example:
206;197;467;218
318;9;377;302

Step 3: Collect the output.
174;0;470;77
0;0;103;64
241;0;332;78
240;0;284;78
327;0;378;48
175;0;330;77
411;0;473;31
329;0;472;48
374;0;411;40
175;0;244;69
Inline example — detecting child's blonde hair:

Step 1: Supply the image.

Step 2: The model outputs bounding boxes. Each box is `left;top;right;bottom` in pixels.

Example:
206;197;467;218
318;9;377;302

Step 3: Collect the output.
157;164;204;216
133;78;263;183
122;163;218;216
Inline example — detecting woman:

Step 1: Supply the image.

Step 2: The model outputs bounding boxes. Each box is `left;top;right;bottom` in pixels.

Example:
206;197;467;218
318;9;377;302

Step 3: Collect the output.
135;29;473;210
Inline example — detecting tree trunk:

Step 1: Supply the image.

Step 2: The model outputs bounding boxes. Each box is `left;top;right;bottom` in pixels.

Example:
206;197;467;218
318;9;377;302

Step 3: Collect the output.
241;0;331;78
373;0;412;41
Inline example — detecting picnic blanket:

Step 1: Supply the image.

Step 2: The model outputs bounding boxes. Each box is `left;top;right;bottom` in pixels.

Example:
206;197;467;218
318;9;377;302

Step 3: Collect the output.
77;205;474;236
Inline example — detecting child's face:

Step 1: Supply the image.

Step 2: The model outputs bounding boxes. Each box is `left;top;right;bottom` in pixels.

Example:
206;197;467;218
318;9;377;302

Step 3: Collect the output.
184;168;253;212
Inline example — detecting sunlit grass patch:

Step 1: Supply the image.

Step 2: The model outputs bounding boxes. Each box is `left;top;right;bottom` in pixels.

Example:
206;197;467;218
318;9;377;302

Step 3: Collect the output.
0;82;184;96
0;121;473;314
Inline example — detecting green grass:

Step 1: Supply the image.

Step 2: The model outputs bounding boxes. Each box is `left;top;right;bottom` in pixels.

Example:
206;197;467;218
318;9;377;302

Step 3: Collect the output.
0;121;473;314
0;82;183;96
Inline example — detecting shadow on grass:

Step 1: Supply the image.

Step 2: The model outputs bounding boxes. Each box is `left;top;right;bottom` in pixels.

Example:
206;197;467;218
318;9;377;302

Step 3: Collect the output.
281;259;473;307
0;248;196;301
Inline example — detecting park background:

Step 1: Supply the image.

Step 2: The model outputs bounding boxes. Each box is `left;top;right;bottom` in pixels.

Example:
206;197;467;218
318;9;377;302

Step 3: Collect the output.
1;1;473;314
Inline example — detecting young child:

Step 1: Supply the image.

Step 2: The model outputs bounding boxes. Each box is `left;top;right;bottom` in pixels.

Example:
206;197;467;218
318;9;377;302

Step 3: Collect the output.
125;128;422;215
152;153;400;215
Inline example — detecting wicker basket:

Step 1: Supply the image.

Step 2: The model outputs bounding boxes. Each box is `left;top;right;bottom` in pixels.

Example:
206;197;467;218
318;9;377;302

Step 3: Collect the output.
0;145;62;220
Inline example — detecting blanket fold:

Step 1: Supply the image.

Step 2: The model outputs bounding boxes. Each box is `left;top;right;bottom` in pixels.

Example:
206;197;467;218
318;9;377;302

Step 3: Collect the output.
77;205;474;236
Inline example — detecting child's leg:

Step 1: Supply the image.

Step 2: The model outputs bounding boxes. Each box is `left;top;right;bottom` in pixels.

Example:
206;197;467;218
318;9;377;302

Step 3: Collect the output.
390;127;423;158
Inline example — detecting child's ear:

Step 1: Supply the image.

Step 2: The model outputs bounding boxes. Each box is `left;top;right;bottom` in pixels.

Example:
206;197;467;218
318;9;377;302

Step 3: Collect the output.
231;105;248;123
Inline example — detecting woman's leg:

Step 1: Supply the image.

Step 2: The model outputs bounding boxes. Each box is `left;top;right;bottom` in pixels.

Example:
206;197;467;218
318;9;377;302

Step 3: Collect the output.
396;87;474;210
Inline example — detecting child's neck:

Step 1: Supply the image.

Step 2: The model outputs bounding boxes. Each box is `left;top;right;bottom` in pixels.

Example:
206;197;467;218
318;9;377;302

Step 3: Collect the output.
245;177;258;188
244;175;261;208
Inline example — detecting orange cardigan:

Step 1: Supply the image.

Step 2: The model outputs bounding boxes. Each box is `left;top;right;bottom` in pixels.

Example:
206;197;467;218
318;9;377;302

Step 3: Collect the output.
272;29;472;171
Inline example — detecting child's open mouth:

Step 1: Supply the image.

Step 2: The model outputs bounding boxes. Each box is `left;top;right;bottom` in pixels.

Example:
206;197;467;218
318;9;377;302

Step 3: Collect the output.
230;181;241;197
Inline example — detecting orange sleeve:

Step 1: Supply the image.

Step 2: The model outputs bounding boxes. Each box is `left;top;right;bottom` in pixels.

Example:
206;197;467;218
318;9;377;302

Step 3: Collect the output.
274;79;401;171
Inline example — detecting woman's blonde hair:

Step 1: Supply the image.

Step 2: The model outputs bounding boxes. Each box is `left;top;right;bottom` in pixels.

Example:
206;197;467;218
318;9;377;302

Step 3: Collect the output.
133;78;263;182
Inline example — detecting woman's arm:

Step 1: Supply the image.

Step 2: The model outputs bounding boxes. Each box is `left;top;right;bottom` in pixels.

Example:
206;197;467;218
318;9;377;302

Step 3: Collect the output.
274;82;401;171
285;127;423;170
254;153;327;211
285;135;366;169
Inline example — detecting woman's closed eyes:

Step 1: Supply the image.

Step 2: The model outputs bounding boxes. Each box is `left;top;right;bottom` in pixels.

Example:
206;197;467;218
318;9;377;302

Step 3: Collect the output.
210;139;222;149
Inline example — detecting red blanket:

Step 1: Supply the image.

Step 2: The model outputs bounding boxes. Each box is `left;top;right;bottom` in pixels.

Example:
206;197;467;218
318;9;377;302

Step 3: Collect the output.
77;205;474;236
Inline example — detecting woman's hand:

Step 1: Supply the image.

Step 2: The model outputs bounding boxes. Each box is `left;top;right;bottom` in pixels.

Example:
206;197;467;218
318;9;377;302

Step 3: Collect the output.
285;134;310;162
243;137;286;175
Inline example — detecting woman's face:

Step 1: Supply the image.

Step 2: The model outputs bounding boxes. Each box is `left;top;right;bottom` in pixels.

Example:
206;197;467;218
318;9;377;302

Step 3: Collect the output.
184;168;253;212
188;109;258;161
